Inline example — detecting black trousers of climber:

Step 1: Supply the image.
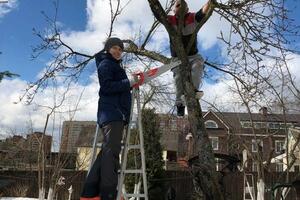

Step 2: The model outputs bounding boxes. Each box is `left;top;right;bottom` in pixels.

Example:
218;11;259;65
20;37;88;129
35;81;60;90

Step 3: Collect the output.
81;121;124;200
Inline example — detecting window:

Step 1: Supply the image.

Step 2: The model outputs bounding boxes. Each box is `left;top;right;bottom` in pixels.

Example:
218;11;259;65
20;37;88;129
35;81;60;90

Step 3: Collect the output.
241;121;267;129
254;122;267;129
275;140;285;154
252;139;263;152
241;121;251;128
279;123;294;129
210;137;219;150
275;162;284;172
260;122;267;128
205;120;218;129
268;123;280;129
166;151;177;162
254;122;262;129
252;162;258;172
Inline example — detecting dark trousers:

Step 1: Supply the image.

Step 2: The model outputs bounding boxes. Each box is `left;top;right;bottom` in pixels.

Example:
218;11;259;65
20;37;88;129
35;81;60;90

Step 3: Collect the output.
81;121;124;200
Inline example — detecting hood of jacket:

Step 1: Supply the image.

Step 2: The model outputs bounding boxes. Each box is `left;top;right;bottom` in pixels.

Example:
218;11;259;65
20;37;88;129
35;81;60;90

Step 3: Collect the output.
95;51;122;67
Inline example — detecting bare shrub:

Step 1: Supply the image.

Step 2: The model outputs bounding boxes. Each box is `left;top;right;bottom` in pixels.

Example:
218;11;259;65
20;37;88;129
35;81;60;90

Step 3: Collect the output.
4;182;30;197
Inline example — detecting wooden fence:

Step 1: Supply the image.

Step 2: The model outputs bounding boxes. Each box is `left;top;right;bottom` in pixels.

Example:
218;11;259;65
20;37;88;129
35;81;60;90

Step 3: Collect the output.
0;171;299;199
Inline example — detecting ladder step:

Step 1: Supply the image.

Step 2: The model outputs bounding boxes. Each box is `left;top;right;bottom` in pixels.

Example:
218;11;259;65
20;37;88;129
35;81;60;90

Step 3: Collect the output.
96;142;102;147
123;169;143;174
128;144;141;149
124;193;146;198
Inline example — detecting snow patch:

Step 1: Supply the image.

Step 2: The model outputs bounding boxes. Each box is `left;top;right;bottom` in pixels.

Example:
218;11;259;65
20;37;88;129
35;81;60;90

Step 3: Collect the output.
0;198;39;200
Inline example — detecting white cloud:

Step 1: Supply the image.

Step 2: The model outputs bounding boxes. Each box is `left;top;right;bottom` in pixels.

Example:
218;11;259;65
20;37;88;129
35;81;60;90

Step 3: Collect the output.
59;0;157;55
60;0;225;56
0;0;18;18
286;53;300;84
201;78;241;111
0;76;99;150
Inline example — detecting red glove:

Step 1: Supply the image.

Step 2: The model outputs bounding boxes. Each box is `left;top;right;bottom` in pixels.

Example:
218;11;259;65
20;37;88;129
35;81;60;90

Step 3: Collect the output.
130;72;145;89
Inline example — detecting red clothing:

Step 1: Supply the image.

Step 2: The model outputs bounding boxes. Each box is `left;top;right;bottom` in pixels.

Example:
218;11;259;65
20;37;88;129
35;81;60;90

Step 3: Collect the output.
167;9;205;57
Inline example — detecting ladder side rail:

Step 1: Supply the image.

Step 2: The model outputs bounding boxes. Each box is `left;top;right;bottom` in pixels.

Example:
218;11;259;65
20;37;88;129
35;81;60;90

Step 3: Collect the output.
244;173;255;200
87;124;101;175
246;174;255;200
117;118;132;199
243;173;246;200
250;174;256;200
117;89;137;199
136;88;148;200
282;187;291;199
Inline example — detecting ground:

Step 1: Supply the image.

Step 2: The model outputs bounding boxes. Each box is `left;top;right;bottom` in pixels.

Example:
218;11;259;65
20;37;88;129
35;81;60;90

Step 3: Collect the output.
0;198;38;200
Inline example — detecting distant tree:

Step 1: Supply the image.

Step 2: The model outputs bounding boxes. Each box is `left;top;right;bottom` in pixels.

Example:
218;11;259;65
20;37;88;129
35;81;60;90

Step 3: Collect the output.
142;108;165;200
0;52;19;82
0;71;19;82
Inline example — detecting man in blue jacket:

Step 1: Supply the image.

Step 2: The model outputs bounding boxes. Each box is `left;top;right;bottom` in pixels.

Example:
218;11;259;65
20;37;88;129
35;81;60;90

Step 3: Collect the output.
81;37;138;200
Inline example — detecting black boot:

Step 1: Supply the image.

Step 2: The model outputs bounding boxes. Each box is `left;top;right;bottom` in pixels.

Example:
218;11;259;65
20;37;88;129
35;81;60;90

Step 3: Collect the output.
101;186;117;200
177;104;185;117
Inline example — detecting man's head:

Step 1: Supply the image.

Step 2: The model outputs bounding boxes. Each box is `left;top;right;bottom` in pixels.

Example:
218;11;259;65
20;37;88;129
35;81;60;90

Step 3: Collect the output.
104;37;124;60
174;0;189;16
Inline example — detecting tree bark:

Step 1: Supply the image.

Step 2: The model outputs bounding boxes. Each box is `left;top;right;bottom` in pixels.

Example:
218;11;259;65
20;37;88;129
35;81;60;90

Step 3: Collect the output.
257;179;265;200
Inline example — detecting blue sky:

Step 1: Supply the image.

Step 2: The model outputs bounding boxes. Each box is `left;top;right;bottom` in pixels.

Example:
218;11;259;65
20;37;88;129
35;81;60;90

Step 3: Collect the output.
1;0;300;82
0;0;87;81
0;0;300;145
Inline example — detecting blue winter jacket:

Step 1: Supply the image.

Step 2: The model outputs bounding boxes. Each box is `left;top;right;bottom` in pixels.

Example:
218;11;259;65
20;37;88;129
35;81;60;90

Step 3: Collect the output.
95;52;132;126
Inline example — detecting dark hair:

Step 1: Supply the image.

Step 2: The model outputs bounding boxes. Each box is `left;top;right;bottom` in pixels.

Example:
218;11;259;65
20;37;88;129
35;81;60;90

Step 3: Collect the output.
104;37;124;51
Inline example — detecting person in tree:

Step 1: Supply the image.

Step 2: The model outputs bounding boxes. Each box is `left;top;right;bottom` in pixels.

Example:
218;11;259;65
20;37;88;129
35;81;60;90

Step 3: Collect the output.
80;37;140;200
160;0;213;116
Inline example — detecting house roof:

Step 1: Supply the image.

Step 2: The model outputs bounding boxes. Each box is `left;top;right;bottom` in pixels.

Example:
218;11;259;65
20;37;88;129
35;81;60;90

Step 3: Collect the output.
213;111;300;128
219;112;300;123
158;111;300;135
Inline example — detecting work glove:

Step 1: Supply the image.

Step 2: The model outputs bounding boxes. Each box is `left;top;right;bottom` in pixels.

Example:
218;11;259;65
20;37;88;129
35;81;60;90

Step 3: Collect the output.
129;72;144;89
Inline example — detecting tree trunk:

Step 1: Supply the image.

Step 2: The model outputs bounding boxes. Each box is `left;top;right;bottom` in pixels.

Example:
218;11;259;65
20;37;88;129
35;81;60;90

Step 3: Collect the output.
47;187;54;200
39;188;45;200
257;178;265;200
186;84;224;200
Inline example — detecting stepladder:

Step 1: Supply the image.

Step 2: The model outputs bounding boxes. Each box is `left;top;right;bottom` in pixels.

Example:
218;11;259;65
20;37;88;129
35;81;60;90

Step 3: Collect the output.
87;88;148;200
117;88;148;200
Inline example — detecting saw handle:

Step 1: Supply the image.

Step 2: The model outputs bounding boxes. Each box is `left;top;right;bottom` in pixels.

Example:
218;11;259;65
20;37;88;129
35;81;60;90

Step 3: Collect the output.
131;72;145;88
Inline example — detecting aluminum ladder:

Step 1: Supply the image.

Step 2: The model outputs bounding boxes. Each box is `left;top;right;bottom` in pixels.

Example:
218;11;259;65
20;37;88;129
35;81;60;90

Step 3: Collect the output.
117;88;148;200
243;173;256;200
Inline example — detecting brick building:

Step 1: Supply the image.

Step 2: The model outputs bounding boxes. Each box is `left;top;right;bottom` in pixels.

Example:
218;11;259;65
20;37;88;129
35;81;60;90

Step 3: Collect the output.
60;121;97;153
26;132;52;153
62;108;300;172
0;132;52;170
159;108;300;172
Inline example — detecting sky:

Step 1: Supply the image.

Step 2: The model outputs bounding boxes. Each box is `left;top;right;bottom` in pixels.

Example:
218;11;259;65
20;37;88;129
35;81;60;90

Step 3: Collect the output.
0;0;300;149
